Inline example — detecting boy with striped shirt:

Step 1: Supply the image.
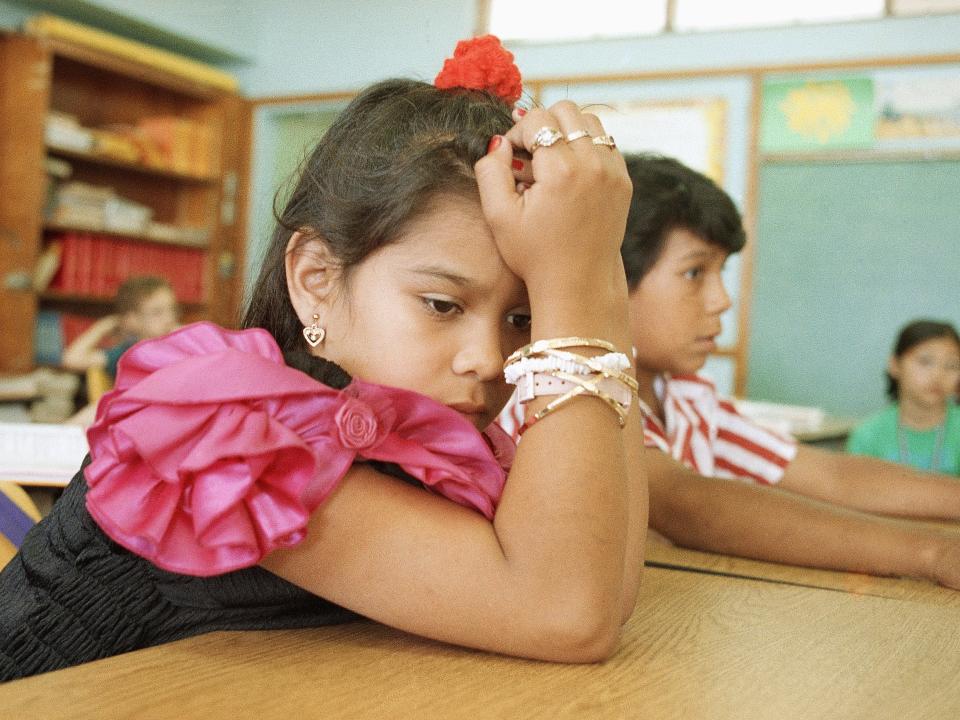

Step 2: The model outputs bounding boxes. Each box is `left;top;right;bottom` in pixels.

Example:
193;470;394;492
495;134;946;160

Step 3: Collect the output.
501;154;960;587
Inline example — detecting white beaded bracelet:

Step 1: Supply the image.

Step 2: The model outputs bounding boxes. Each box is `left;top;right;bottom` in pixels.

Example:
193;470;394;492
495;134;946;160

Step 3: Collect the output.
503;351;630;385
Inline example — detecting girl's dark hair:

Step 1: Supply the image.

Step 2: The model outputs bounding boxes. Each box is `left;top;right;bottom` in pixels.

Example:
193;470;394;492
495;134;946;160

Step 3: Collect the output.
242;78;513;350
620;154;746;290
886;319;960;401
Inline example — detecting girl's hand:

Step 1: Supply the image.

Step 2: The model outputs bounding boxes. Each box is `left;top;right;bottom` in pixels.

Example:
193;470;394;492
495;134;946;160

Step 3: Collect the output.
928;533;960;590
474;101;632;294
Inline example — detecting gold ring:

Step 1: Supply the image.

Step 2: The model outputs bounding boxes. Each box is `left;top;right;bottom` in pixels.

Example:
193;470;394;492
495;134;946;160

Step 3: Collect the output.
531;126;564;152
592;134;616;149
565;130;592;142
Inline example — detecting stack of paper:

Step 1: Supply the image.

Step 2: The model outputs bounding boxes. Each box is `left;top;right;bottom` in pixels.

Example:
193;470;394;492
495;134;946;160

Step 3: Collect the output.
731;399;826;436
0;423;88;487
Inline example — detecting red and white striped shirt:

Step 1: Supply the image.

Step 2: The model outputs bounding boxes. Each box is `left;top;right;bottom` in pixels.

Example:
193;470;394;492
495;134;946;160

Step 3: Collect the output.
495;373;797;486
641;374;796;485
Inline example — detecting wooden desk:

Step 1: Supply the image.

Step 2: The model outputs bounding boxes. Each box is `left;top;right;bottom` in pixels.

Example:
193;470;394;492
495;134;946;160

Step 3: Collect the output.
3;567;958;719
646;540;960;607
792;417;858;444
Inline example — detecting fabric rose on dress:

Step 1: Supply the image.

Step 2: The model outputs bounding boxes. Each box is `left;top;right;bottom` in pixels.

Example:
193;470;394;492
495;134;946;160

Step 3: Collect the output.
84;322;510;577
334;398;384;451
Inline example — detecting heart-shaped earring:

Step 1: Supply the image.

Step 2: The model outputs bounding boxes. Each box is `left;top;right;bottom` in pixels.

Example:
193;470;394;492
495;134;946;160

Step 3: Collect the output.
303;314;325;348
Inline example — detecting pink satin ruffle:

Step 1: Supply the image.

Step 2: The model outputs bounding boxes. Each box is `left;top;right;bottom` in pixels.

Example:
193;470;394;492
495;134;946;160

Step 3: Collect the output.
85;322;511;577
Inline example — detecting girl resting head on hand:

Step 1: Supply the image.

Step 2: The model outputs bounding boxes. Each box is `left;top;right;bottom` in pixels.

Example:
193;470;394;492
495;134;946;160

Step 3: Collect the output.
0;36;646;682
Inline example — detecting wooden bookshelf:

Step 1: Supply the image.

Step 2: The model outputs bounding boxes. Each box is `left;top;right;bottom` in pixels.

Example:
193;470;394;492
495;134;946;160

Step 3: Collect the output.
39;290;206;312
43;222;209;248
46;144;219;183
0;31;251;374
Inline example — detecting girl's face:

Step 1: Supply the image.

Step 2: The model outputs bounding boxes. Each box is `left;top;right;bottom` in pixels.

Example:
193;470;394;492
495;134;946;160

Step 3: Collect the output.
300;194;531;430
889;336;960;410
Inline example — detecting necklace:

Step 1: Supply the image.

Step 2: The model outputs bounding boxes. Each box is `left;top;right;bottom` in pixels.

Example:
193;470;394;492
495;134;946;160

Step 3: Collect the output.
896;417;946;472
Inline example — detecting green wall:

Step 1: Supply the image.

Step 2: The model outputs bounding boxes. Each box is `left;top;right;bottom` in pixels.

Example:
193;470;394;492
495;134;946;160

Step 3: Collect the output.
747;159;960;417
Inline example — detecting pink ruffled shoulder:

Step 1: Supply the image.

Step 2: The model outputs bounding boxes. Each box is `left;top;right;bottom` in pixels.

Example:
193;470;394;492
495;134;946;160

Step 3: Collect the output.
85;322;509;577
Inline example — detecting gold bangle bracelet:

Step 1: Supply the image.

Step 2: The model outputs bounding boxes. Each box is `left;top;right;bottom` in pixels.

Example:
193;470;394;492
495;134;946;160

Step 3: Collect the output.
505;336;619;367
519;378;628;435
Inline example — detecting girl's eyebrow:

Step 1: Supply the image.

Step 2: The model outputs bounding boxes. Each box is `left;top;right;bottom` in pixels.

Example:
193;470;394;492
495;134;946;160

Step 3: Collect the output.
404;264;473;287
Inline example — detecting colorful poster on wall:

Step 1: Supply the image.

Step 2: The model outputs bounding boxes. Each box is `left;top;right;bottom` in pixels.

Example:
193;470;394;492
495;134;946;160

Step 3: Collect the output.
875;71;960;141
760;78;875;151
590;99;726;183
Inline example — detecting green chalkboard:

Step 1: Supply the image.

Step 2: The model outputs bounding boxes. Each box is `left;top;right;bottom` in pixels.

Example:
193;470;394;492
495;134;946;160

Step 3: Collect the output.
747;159;959;417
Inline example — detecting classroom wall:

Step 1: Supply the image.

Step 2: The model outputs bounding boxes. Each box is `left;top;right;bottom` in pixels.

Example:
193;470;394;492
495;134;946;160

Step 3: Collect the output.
6;1;959;95
2;1;957;414
749;160;960;417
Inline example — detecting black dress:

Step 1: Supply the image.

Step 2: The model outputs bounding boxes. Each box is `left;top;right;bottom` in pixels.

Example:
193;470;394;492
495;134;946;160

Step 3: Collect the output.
0;353;415;682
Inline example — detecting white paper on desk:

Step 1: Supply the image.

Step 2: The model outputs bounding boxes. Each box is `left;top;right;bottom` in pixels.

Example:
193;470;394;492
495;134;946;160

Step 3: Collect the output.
0;423;88;486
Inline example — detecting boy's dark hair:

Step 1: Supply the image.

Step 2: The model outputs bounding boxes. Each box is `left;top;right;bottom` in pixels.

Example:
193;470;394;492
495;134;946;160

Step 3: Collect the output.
886;319;960;401
114;276;172;315
242;78;513;350
620;154;746;289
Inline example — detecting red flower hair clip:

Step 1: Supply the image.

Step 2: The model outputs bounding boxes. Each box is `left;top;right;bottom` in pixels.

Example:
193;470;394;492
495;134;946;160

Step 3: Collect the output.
434;34;522;105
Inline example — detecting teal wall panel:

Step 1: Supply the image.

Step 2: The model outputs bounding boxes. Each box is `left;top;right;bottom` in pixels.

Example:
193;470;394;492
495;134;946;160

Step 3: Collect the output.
747;160;960;416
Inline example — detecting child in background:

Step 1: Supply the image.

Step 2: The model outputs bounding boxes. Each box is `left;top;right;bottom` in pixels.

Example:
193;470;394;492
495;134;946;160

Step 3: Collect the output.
61;275;180;379
848;320;960;475
0;37;646;681
501;153;960;588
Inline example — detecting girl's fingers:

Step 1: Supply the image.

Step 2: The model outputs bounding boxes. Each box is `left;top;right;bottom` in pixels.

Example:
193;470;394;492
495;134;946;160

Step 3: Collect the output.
503;104;575;156
503;101;621;173
474;135;521;228
510;154;534;185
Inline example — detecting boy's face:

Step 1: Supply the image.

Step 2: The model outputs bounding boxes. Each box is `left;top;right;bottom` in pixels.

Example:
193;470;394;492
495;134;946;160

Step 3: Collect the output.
628;227;732;377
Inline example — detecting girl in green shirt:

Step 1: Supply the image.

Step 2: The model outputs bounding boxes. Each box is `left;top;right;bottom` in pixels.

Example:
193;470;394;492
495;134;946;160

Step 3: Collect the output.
848;320;960;476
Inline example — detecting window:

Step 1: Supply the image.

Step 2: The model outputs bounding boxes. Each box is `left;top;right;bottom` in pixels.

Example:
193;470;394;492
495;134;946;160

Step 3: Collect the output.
891;0;960;15
673;0;884;32
487;0;666;42
483;0;946;42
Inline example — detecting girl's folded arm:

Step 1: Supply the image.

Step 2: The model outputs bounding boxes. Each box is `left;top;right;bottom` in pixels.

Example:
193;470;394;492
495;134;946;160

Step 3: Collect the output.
262;407;632;664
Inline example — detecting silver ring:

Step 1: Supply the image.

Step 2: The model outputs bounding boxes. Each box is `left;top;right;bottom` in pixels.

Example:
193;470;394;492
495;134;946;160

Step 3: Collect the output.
592;134;616;149
565;130;592;143
531;126;564;152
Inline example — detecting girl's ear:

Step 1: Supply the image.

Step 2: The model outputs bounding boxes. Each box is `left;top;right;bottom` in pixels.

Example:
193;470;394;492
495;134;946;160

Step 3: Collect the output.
284;231;343;326
887;355;901;380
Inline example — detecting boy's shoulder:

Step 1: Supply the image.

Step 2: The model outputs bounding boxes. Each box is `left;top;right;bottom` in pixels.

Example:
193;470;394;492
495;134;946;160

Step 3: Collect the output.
665;373;717;395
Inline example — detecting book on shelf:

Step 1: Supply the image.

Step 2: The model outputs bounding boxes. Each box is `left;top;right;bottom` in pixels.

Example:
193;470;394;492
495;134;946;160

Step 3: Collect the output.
45;232;205;303
45;111;217;178
44;112;93;153
138;116;217;177
34;311;97;366
47;181;153;234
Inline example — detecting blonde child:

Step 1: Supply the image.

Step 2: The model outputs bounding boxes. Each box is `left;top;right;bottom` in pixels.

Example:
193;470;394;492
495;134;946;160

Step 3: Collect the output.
61;275;180;379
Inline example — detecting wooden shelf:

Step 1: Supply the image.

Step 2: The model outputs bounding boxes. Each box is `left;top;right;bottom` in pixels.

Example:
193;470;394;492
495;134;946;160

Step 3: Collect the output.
39;290;206;310
46;37;226;101
47;144;218;184
0;33;250;374
43;222;209;249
